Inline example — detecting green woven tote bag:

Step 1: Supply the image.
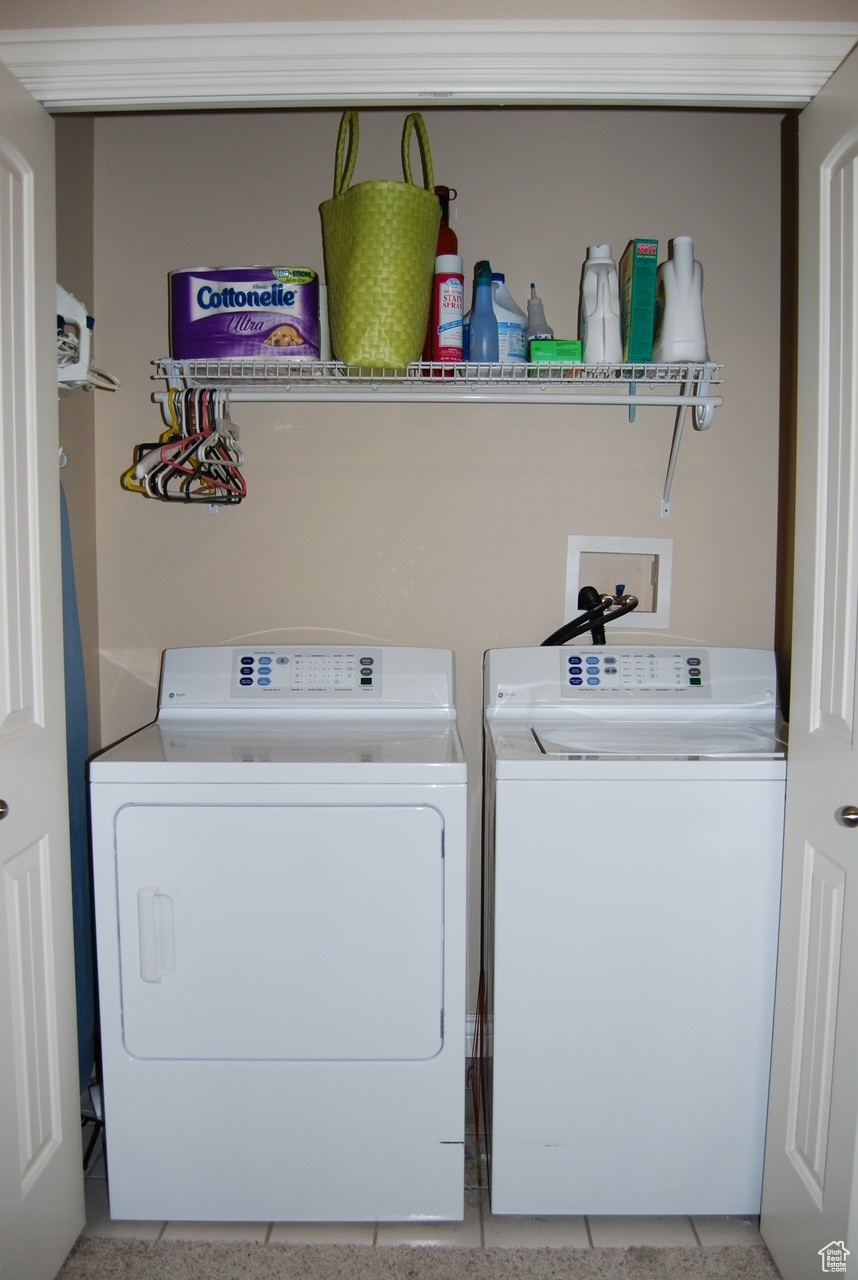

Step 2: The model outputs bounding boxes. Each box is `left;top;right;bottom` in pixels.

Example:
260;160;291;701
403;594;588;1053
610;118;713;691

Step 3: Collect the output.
320;111;442;370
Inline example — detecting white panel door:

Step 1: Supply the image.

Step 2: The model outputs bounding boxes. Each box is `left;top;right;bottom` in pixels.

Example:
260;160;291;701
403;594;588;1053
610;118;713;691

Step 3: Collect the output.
113;802;445;1061
760;41;858;1280
0;58;84;1280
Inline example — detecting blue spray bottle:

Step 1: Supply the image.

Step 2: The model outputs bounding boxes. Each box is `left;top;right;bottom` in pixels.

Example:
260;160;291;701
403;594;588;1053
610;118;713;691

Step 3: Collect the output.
468;261;499;363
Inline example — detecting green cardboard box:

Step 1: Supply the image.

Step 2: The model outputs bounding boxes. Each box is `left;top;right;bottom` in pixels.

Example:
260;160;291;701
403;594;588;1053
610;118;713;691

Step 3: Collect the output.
528;339;582;363
620;239;659;361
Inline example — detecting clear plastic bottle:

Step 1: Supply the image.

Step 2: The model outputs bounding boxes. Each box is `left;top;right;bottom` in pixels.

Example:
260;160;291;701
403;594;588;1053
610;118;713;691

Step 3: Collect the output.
469;261;499;363
579;244;622;364
491;273;527;364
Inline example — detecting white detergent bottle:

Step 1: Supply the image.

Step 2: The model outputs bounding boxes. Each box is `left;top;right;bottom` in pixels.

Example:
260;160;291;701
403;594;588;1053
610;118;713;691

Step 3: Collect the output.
652;235;708;363
579;245;622;364
491;273;527;364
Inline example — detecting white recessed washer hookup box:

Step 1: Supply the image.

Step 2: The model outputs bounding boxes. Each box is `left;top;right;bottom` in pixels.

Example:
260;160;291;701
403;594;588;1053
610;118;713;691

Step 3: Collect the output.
566;534;673;629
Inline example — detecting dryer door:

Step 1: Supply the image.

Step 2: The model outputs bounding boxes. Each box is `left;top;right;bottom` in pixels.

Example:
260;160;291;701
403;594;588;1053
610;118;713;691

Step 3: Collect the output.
114;802;445;1061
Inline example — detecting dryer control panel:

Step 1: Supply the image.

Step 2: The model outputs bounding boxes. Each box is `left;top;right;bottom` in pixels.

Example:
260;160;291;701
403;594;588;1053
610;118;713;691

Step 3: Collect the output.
157;645;457;715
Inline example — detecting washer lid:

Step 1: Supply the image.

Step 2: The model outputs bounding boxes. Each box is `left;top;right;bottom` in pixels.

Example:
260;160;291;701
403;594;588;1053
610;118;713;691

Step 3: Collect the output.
532;720;787;759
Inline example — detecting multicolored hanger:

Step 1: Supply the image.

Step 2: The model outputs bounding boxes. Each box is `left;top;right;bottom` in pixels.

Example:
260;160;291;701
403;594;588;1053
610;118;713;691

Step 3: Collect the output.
122;388;246;504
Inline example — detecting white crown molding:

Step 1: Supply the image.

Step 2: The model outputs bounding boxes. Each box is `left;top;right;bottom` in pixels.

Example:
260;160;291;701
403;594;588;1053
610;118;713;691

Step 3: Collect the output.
1;19;856;112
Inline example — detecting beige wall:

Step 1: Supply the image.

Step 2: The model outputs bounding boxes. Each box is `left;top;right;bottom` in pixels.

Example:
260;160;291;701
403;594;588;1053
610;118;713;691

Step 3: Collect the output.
77;105;782;998
7;0;858;23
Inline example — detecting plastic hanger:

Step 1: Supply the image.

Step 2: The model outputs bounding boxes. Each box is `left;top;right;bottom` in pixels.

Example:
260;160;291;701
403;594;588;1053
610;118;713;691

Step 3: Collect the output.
122;388;246;504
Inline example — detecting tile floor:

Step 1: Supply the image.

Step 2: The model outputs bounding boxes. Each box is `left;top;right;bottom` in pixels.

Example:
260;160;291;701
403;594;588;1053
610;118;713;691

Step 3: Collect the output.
79;1081;768;1253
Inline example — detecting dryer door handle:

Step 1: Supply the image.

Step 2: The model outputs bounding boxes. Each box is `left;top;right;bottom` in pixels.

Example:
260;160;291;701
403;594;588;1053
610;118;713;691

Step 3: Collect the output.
137;886;175;983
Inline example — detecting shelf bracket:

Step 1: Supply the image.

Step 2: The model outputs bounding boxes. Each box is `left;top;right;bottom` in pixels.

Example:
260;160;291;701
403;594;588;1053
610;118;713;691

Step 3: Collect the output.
661;376;715;516
693;375;716;429
662;402;688;517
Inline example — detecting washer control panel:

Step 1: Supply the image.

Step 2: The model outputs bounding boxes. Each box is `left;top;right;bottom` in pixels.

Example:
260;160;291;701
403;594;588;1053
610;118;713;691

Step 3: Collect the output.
231;648;382;698
486;647;779;714
561;649;709;695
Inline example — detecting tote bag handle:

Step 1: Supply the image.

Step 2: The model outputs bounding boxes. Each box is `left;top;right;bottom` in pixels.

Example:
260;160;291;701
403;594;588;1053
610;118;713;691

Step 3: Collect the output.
331;110;435;196
401;112;435;193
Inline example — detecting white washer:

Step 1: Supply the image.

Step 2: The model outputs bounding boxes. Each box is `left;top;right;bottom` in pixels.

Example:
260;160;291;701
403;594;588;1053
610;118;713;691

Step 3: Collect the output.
90;645;467;1222
481;645;786;1216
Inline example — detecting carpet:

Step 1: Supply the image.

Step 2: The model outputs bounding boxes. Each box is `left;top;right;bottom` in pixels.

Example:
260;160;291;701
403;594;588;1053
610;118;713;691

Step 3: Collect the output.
57;1240;781;1280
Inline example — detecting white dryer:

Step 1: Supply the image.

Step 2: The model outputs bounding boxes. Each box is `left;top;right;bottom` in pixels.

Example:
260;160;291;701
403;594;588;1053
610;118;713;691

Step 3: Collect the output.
481;645;787;1216
90;645;467;1222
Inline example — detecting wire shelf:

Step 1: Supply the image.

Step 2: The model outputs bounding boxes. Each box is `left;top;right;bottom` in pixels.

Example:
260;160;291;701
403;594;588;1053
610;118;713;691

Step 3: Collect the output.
154;358;723;407
152;358;724;516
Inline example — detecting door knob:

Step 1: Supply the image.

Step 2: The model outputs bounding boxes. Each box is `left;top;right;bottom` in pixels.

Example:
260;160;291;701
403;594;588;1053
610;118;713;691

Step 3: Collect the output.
0;800;8;820
835;804;858;828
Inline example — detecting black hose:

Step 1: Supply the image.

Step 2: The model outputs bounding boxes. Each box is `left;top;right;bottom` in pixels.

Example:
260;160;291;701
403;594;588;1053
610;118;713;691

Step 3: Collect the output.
578;585;606;645
541;592;639;646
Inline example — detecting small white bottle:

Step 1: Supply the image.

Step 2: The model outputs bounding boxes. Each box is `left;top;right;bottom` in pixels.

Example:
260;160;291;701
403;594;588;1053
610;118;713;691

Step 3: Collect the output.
579;245;622;365
527;283;554;352
652;235;708;363
491;273;527;364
